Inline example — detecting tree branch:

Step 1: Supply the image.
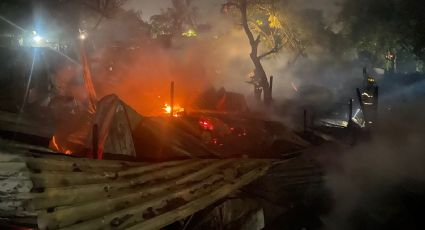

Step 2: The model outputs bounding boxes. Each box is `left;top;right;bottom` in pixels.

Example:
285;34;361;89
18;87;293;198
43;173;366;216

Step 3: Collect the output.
91;15;105;31
240;0;255;45
221;1;240;13
258;45;283;59
78;0;126;18
254;34;261;45
78;0;110;17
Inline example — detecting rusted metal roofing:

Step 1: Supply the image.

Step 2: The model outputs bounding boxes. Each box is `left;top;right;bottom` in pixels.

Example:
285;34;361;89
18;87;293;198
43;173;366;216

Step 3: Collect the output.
0;144;271;230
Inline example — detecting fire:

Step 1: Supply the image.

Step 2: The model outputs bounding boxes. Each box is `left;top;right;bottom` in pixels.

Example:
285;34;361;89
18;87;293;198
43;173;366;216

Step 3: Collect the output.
163;103;185;117
50;136;72;155
199;117;214;131
164;104;172;114
51;136;60;151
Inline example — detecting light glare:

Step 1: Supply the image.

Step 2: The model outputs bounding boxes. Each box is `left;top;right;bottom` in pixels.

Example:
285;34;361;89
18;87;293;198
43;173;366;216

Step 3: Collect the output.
33;35;42;43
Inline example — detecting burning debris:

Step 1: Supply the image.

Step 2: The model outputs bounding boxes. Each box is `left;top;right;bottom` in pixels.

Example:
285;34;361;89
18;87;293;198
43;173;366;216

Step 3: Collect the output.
163;103;185;117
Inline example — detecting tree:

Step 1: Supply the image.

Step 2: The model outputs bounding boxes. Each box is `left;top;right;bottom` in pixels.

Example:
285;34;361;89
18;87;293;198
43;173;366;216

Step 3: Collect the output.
223;0;304;104
150;0;199;38
340;0;425;69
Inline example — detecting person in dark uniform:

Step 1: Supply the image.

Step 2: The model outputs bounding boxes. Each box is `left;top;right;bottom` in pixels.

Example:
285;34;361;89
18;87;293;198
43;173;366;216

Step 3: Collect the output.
360;75;379;127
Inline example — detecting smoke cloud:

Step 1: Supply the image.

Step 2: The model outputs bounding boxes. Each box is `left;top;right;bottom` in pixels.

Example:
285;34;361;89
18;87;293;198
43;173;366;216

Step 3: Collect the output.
321;79;425;229
100;0;359;116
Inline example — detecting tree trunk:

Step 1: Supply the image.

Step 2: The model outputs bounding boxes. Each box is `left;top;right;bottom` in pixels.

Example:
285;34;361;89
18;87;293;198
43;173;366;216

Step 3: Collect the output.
254;85;262;102
240;0;271;105
253;59;271;105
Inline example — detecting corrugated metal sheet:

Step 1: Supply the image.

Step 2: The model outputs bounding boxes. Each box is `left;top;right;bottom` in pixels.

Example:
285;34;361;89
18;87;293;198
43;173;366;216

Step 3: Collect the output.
0;145;271;230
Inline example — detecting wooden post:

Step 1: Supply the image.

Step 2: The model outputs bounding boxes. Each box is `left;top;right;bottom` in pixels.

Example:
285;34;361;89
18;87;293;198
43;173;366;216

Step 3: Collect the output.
348;98;353;127
310;111;315;128
348;98;356;145
269;76;273;101
170;81;174;117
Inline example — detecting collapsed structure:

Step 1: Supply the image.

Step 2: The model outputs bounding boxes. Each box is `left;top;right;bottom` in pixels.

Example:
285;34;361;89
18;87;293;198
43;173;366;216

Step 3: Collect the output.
0;84;324;230
0;26;322;230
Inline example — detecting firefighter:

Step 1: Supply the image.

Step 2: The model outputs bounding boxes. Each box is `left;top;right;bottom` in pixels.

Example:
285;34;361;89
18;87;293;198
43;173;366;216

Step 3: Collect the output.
360;75;379;127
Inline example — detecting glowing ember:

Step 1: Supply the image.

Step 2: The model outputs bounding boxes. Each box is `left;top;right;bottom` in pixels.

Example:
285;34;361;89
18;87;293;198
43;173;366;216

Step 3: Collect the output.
199;117;214;131
163;103;185;117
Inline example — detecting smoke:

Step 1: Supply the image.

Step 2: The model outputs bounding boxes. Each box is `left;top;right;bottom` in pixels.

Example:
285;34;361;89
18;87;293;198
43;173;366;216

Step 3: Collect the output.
92;0;363;116
285;0;344;28
90;18;255;115
105;2;425;228
321;80;425;229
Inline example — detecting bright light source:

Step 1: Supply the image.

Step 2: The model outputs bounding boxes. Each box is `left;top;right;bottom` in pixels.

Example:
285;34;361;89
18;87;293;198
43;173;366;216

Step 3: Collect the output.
33;35;42;43
79;28;88;40
79;33;87;40
182;29;197;37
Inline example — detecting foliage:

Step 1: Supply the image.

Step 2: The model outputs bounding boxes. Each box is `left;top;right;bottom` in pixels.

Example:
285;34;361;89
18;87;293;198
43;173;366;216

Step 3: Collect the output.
62;0;127;18
223;0;305;104
340;0;425;63
224;0;304;59
247;3;303;57
0;0;128;41
149;0;198;37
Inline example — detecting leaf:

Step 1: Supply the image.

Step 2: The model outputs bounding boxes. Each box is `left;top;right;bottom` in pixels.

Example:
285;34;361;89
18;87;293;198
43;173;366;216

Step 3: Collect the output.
268;14;281;29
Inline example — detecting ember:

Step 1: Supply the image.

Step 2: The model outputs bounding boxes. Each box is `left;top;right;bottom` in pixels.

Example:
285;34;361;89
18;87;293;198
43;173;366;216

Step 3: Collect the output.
199;117;214;131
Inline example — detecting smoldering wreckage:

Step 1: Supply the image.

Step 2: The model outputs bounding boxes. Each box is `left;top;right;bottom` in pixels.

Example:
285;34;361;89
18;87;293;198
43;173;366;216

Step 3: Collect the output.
0;45;384;230
4;0;425;228
0;9;383;230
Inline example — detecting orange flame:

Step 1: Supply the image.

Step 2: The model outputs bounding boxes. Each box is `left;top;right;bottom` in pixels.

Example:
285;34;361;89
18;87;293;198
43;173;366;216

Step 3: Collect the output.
50;136;72;155
51;136;60;151
163;103;185;117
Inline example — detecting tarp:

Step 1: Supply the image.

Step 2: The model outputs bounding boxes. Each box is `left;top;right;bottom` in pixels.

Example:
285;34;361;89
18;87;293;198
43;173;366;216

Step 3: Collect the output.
50;94;142;159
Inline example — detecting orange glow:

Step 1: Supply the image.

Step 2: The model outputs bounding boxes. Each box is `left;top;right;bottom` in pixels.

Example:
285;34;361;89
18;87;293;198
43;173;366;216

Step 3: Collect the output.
50;136;73;155
92;32;250;117
199;117;214;130
51;136;60;151
164;104;172;114
163;103;185;117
